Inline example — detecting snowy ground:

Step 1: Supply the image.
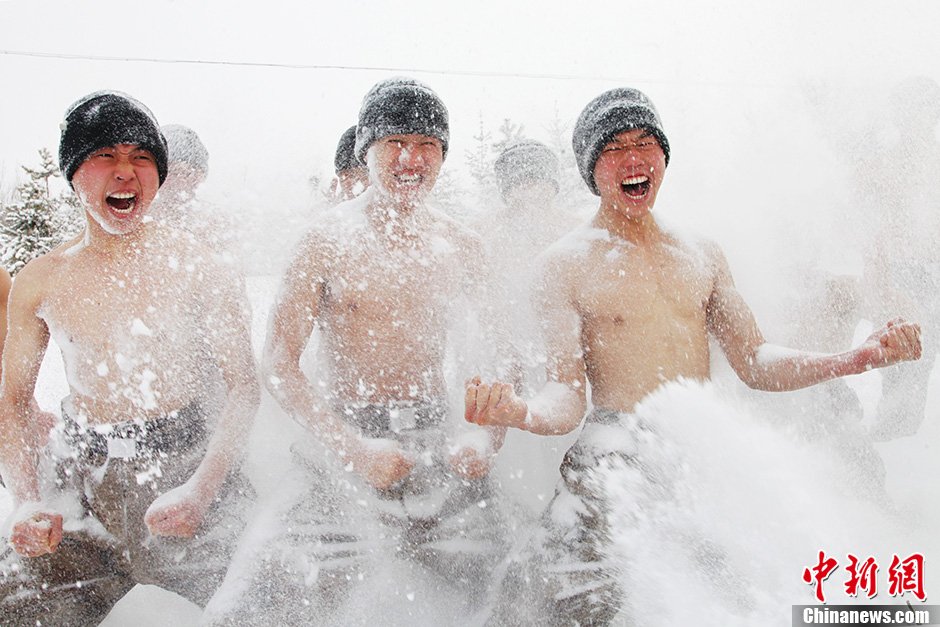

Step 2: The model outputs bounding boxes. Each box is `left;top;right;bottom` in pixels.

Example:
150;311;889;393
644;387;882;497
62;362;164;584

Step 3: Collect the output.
1;275;937;625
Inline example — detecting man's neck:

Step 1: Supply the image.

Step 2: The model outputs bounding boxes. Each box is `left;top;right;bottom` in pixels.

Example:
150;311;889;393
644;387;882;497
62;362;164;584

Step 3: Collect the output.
83;216;149;256
594;202;660;245
366;193;428;241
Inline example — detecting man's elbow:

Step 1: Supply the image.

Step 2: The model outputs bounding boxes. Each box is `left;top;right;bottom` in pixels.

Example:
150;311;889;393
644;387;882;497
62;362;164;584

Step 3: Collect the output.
737;369;787;392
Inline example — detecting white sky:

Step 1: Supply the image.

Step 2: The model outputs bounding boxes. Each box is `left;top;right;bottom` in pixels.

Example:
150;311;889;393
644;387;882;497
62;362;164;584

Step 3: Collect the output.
0;0;938;291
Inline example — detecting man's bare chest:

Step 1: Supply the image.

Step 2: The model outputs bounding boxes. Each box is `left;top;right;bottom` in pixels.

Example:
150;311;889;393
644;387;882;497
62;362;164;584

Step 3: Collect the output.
323;246;462;317
575;245;713;322
43;268;200;346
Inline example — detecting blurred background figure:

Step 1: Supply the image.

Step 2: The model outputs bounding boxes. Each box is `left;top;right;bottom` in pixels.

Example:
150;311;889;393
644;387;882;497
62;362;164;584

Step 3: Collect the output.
492;139;569;251
329;125;370;202
473;139;571;393
858;76;940;441
474;139;582;517
151;124;236;256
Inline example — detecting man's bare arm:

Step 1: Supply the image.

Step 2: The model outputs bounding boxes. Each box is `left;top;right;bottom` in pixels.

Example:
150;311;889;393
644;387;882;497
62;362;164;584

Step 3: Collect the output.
706;244;921;392
262;233;412;488
0;262;52;504
0;260;64;557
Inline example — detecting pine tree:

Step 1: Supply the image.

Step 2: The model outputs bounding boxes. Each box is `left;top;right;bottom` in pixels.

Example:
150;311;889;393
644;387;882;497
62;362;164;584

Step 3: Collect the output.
544;104;594;211
464;114;531;218
465;114;496;194
0;149;83;274
493;118;525;154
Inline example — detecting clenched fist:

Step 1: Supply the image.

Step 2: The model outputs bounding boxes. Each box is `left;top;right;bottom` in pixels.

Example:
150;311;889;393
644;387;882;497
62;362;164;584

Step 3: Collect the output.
859;318;922;369
352;440;415;490
465;377;528;429
10;511;63;557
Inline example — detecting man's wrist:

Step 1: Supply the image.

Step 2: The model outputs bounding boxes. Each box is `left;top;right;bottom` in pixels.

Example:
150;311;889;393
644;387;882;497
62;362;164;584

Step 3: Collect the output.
520;402;534;431
848;344;878;375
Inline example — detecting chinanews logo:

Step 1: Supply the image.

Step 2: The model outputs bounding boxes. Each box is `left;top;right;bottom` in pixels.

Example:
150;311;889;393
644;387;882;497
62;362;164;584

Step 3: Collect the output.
793;551;936;626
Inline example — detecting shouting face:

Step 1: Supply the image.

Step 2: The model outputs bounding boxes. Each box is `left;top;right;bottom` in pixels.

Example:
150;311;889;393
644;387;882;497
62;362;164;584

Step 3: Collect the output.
71;143;160;235
593;129;666;220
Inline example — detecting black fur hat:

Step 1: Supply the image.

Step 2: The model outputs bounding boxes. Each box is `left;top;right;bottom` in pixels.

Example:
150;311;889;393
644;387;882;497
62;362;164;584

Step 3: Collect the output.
572;88;670;195
59;91;168;188
334;125;361;174
355;78;449;163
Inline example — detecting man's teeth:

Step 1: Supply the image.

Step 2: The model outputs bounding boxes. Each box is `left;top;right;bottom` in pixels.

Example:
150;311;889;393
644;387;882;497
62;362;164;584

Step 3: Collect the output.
107;193;136;213
622;175;649;185
397;174;421;184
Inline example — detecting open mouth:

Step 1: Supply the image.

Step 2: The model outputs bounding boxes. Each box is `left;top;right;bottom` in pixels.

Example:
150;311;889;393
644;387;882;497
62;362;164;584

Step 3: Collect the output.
106;192;137;214
395;173;423;187
621;175;651;198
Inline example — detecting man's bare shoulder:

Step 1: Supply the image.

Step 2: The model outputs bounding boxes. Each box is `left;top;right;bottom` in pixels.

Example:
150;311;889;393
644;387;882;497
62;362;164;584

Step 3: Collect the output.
8;248;66;309
16;233;86;283
658;219;726;273
538;222;611;270
300;195;369;248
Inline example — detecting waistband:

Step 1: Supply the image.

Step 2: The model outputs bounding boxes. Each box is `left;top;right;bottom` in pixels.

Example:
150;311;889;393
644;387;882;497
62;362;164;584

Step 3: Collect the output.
339;400;447;437
570;408;653;459
585;407;628;426
584;407;655;434
61;401;207;465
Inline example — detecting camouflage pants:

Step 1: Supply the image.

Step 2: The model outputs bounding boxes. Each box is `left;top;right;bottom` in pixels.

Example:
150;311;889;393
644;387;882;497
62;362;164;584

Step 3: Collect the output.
212;402;509;626
0;404;252;627
487;409;660;627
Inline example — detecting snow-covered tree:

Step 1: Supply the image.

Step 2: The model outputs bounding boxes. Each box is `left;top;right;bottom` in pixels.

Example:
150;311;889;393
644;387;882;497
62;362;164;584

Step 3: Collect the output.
0;149;83;274
544;104;594;210
493;118;525;155
464;114;529;218
465;114;496;195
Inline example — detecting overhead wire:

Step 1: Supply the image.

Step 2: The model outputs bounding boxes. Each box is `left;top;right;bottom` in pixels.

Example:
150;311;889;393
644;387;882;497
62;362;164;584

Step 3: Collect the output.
0;48;788;89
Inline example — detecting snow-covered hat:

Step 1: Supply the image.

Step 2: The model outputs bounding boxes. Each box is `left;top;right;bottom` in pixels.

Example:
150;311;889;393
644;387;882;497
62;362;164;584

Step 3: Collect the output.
494;139;559;200
59;91;168;188
572;88;670;195
355;77;449;162
162;124;209;174
334;125;361;174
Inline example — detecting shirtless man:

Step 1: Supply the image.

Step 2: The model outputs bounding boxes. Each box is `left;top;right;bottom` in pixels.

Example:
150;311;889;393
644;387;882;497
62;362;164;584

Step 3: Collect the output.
0;91;259;625
466;88;922;625
220;78;506;624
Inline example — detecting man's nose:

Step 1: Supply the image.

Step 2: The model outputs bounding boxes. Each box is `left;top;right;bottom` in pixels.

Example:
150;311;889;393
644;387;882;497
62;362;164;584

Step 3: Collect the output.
114;157;135;180
399;147;423;167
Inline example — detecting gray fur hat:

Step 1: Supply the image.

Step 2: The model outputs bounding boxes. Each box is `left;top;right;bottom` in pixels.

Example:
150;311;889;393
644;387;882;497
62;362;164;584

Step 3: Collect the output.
162;124;209;173
355;77;449;162
59;90;168;187
494;139;559;200
572;88;670;195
